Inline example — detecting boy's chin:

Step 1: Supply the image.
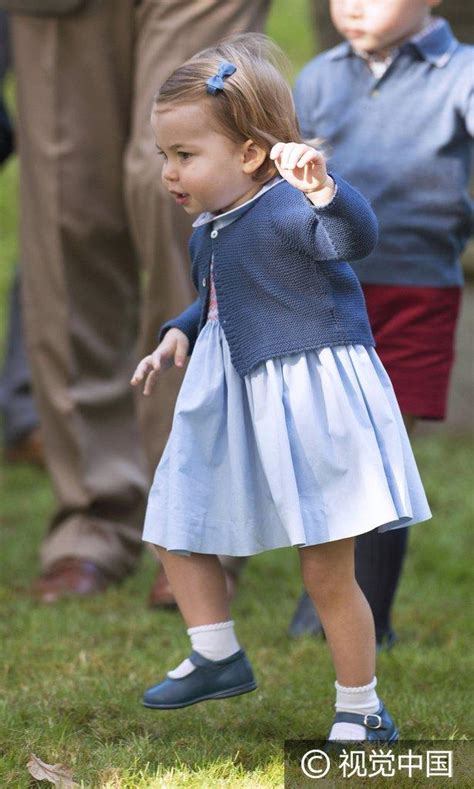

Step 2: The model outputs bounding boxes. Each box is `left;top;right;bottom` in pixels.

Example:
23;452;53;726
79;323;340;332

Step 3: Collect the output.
347;32;387;53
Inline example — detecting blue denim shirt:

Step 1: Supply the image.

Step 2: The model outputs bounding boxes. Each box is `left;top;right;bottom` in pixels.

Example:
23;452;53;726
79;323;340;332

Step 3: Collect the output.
294;19;474;287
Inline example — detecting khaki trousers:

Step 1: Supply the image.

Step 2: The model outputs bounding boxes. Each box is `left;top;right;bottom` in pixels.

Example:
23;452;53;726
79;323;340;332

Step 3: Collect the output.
12;0;268;578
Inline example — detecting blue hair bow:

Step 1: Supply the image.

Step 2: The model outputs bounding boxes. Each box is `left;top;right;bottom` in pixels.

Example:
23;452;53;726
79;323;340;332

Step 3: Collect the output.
206;61;237;96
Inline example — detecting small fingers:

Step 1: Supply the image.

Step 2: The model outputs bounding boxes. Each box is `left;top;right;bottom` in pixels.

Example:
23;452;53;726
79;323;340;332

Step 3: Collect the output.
273;143;318;172
296;148;321;169
174;336;188;368
130;356;153;385
143;368;160;396
285;144;309;171
279;143;298;170
132;350;166;394
270;142;285;161
143;349;168;394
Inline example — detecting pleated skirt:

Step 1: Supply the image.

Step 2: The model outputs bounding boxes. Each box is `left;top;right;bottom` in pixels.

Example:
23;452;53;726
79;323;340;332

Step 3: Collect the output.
143;320;431;556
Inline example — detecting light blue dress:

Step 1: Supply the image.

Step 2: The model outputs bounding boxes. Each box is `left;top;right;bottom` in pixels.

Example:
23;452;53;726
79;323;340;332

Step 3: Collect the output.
143;182;431;556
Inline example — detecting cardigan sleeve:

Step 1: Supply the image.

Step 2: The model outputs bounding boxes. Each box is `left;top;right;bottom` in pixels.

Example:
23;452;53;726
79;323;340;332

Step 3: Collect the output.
271;175;378;262
158;297;202;354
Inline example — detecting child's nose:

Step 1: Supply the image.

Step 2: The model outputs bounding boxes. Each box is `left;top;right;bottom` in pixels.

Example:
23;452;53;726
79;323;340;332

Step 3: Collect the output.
162;160;178;182
344;0;363;17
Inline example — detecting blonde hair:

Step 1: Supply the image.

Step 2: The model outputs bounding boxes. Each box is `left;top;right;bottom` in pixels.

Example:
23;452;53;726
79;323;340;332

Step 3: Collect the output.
154;34;303;183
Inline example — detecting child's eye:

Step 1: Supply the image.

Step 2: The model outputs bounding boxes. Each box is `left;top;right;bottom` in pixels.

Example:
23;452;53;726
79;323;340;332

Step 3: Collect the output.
178;151;192;160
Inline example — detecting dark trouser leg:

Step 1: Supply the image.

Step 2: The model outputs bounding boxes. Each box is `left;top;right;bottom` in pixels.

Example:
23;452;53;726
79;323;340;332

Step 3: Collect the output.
0;267;39;446
355;527;409;641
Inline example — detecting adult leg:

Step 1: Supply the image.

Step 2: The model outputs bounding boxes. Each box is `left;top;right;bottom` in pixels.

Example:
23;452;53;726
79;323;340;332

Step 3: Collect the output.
11;0;148;584
125;0;270;601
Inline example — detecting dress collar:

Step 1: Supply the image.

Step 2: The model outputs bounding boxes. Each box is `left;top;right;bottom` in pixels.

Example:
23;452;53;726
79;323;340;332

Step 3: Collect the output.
192;176;284;230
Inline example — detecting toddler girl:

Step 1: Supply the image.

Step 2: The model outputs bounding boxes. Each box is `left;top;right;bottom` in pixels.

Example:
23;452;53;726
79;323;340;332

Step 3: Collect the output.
131;34;431;742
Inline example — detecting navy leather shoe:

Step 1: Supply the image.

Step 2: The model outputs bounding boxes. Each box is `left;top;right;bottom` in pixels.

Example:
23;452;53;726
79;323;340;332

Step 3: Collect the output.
142;649;257;709
327;701;399;744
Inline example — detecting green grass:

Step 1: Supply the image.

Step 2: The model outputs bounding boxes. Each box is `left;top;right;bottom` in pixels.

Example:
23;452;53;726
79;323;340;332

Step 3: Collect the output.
1;2;473;786
0;437;473;787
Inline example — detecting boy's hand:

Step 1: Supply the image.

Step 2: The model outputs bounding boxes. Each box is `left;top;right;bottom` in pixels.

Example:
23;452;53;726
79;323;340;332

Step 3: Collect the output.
130;328;189;396
270;142;335;205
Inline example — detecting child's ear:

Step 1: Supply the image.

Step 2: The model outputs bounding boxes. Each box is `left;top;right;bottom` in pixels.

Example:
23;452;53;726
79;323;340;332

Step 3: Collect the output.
241;139;267;174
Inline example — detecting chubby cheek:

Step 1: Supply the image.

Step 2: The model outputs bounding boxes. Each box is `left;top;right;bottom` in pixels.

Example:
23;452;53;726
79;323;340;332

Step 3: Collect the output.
366;7;403;36
329;7;343;33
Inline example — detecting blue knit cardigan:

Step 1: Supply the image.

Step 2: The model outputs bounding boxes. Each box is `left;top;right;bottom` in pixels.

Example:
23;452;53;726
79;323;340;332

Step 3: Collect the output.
161;175;378;377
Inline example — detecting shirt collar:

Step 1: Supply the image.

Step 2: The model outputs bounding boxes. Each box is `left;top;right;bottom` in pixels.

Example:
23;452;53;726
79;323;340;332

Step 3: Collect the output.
327;17;458;69
408;18;458;67
192;176;284;230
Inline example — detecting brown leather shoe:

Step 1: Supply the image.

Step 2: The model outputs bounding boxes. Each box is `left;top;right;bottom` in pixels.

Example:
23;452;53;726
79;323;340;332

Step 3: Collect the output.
4;427;45;467
149;566;239;609
32;558;115;603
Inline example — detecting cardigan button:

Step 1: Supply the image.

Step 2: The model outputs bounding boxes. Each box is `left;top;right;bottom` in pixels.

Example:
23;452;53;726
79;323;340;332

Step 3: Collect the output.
202;277;207;287
210;229;218;239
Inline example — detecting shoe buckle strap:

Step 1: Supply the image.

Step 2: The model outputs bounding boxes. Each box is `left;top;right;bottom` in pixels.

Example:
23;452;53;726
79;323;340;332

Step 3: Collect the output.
364;713;383;729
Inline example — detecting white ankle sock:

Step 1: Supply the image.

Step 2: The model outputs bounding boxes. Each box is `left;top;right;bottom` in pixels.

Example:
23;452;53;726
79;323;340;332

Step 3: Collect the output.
328;677;380;741
167;621;240;679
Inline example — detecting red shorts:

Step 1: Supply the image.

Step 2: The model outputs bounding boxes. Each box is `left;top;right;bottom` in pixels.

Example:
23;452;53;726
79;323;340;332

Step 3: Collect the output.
362;284;462;420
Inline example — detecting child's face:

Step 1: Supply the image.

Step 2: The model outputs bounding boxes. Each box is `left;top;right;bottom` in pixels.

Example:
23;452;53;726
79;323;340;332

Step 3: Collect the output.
330;0;441;53
151;102;263;216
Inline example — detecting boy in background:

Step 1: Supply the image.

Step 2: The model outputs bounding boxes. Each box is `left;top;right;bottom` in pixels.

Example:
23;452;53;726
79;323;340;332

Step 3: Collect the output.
289;0;473;646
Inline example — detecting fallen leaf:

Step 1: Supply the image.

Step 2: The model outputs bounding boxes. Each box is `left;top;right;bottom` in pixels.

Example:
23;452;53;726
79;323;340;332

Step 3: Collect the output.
27;754;79;787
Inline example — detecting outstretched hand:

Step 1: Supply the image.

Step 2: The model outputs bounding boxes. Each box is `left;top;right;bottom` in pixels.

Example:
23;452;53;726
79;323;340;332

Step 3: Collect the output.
130;328;189;396
270;142;334;201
